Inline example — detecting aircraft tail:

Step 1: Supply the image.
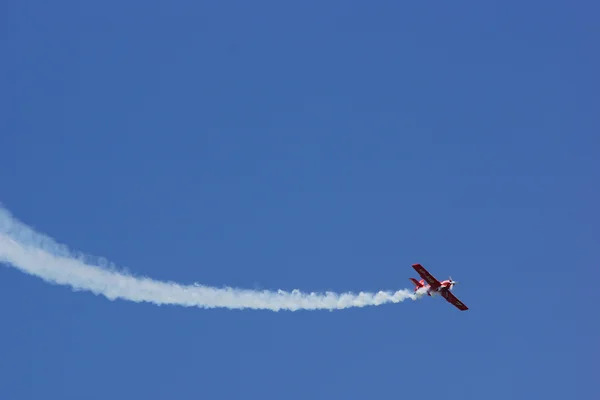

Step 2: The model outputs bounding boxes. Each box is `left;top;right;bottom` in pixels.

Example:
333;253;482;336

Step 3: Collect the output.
409;278;423;292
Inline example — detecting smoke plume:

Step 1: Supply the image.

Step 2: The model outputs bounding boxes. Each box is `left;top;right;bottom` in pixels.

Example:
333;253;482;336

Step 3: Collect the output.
0;206;419;311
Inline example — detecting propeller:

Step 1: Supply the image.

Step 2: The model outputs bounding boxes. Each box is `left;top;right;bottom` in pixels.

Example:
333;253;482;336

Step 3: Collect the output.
449;276;459;288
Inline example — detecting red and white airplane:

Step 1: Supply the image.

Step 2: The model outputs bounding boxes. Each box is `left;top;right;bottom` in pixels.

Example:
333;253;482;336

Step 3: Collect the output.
409;263;469;311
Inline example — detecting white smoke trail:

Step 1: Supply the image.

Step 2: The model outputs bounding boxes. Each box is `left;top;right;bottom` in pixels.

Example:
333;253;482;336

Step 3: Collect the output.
0;206;419;311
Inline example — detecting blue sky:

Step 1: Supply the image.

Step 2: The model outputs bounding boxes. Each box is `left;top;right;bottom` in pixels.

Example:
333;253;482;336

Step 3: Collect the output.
1;1;598;399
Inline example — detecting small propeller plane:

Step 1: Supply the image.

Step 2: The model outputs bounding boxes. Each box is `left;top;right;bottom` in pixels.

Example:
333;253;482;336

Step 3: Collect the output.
409;263;469;311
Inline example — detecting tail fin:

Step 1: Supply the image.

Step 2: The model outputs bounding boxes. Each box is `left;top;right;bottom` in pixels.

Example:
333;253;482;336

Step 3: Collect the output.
409;278;423;292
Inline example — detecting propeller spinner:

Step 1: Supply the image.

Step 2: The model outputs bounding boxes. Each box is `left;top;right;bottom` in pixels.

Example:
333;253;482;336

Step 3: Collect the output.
449;276;459;287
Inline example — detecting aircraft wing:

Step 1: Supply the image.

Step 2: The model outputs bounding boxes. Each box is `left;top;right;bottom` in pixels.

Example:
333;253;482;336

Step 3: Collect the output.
412;264;441;289
441;290;469;311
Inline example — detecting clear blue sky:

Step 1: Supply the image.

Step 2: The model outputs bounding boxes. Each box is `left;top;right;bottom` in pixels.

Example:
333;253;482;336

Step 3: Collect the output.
2;1;598;399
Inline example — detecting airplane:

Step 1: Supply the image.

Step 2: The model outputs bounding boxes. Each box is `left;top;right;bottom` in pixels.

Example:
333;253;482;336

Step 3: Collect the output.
409;263;469;311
